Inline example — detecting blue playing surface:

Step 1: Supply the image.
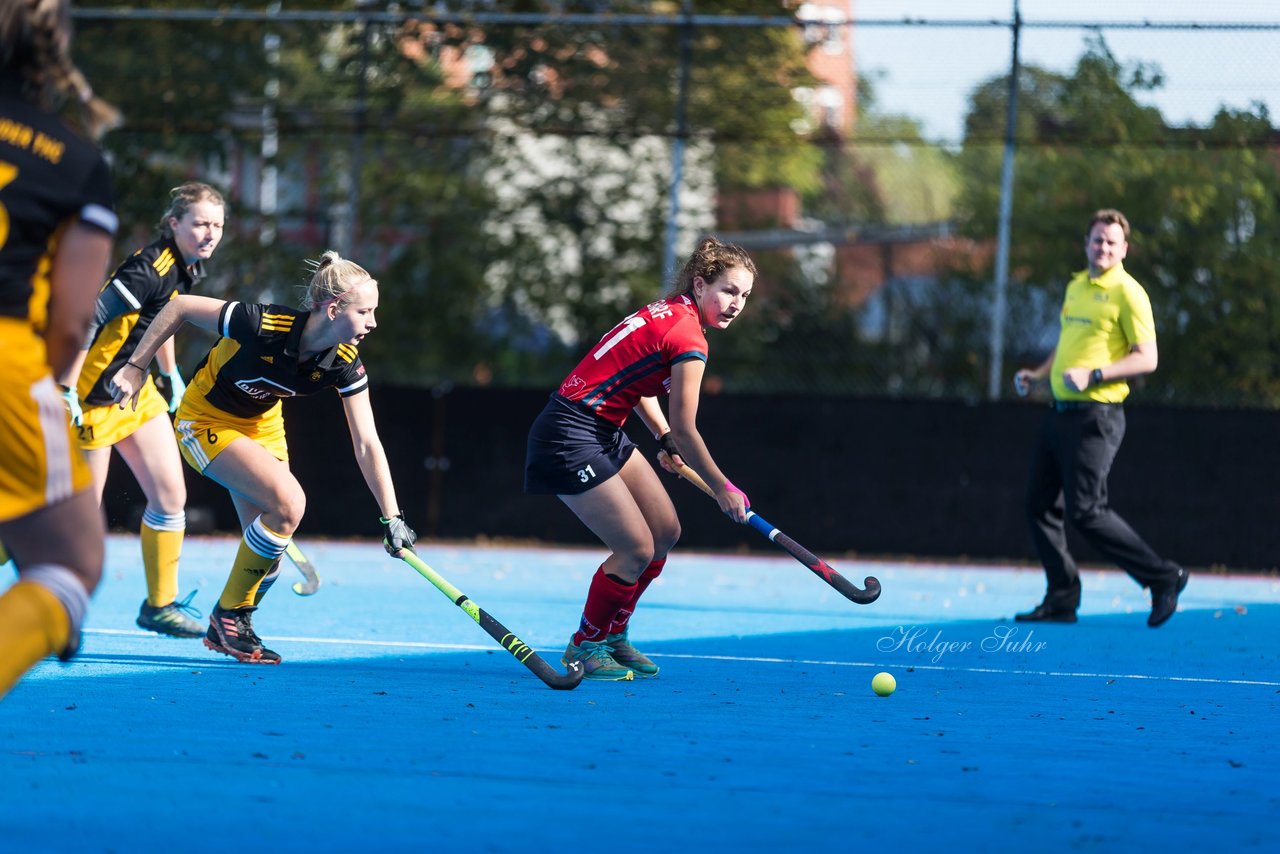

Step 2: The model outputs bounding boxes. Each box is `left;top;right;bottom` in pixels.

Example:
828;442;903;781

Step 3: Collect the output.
2;535;1277;852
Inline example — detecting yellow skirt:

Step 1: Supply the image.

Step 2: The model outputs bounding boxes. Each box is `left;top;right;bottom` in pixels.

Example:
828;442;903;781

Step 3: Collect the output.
173;393;288;474
74;377;168;450
0;319;91;522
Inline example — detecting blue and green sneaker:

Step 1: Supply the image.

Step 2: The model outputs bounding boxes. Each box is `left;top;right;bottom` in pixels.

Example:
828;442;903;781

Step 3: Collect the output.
563;639;634;681
604;628;659;678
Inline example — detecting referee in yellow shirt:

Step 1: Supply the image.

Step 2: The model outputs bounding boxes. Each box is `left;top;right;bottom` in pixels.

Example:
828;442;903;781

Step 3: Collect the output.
1013;209;1188;628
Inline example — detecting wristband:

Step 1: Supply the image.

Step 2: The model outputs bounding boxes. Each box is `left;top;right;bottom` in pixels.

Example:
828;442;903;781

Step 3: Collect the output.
1090;368;1105;387
127;360;148;372
724;479;750;509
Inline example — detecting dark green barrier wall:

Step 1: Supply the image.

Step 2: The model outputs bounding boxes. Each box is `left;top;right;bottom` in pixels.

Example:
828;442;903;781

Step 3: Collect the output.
104;385;1280;571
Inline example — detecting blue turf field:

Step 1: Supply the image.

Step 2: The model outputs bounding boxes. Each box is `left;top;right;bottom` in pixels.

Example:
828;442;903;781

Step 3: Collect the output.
2;535;1278;852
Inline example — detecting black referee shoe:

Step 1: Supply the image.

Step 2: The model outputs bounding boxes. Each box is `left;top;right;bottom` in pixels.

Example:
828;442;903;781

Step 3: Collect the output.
1015;602;1078;623
1148;564;1189;628
1016;585;1080;623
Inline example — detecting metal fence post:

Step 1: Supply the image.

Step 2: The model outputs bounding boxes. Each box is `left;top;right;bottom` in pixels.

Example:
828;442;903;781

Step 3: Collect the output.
987;0;1021;400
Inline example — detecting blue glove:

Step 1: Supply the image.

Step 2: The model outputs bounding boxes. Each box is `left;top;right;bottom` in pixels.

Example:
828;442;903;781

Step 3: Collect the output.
162;367;186;413
381;514;417;556
59;384;84;427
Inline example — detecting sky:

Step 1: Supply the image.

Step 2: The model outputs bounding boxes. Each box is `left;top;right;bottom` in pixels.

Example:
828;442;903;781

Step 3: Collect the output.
850;0;1280;143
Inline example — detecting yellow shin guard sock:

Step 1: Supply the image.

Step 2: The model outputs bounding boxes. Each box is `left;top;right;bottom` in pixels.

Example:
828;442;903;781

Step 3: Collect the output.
141;510;186;607
219;517;291;610
0;581;71;700
252;559;285;606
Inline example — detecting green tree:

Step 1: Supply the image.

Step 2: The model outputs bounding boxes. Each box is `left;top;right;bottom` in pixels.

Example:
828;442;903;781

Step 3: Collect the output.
70;3;828;390
809;73;959;226
73;3;491;382
442;0;823;377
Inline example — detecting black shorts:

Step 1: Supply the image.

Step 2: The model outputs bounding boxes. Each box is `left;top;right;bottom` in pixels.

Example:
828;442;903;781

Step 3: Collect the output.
524;394;637;495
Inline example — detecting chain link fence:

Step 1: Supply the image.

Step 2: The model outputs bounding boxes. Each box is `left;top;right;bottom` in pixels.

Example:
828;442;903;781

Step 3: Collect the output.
72;2;1280;407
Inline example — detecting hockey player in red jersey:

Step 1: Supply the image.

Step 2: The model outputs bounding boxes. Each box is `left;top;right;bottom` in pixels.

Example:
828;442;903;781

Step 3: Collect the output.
525;237;756;680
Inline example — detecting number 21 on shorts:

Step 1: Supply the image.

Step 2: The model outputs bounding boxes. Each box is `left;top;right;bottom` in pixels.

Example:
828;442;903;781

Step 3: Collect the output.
577;464;596;483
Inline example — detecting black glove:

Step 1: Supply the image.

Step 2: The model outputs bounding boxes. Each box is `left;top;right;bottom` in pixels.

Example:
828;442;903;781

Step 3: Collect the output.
381;514;417;556
658;431;681;460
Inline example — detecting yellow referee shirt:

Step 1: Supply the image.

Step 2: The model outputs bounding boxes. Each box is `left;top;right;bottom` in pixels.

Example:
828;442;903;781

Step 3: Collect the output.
1050;262;1156;404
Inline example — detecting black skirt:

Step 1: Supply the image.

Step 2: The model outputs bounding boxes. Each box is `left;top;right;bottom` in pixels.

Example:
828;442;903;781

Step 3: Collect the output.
524;393;637;495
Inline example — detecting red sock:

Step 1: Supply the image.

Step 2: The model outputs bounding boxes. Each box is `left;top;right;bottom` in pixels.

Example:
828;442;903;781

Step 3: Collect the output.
608;558;665;635
573;567;636;645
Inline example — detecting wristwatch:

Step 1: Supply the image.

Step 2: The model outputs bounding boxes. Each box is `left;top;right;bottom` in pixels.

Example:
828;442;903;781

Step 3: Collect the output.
1090;368;1105;387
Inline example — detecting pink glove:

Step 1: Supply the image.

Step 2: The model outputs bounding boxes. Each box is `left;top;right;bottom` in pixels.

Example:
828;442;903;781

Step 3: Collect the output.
724;479;750;509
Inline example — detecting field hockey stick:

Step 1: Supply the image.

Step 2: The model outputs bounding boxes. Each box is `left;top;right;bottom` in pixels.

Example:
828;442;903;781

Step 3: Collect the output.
397;547;585;690
661;453;882;605
287;541;322;596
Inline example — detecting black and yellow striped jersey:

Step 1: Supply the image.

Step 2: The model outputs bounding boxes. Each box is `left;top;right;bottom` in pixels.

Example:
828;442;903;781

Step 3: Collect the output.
185;301;368;420
77;236;206;406
0;78;117;328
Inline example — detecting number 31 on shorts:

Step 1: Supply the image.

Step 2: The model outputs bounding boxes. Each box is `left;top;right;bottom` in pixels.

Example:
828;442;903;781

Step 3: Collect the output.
577;464;596;483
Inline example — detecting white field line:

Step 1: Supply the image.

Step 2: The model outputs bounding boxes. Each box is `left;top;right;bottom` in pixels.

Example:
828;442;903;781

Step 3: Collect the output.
651;652;1280;686
84;628;1279;686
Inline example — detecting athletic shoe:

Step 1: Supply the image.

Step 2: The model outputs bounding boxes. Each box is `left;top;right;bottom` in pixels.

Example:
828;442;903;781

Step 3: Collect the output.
1148;563;1189;628
604;629;659;677
58;629;81;662
203;604;281;664
136;591;204;638
563;639;633;681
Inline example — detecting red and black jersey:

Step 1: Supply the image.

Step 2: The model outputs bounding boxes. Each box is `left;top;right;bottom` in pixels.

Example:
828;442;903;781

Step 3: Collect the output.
78;236;206;406
557;294;707;426
0;79;117;328
183;302;368;421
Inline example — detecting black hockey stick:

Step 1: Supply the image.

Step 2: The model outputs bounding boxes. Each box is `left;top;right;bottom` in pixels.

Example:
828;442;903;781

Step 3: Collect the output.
664;455;881;605
397;547;585;690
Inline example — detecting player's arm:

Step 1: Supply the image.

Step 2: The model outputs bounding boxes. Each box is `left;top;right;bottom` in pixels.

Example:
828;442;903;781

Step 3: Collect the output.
107;294;224;407
633;395;683;471
341;389;400;517
56;349;88;390
45;222;113;378
667;359;747;523
155;337;179;375
154;335;187;412
341;389;416;554
633;395;670;439
53;348;91;425
82;266;148;347
131;294;224;365
54;264;144;416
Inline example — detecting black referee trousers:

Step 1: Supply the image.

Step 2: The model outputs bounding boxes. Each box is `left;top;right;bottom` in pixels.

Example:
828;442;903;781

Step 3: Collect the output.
1025;402;1169;597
